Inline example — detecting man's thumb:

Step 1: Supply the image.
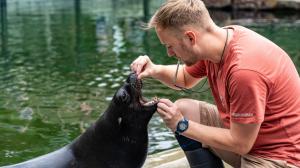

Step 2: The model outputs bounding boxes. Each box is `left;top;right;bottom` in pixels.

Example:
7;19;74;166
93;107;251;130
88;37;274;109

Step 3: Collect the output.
138;72;147;79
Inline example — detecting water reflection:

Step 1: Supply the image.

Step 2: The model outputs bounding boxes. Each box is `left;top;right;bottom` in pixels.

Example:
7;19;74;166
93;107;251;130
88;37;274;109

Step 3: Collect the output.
0;0;299;165
96;17;109;53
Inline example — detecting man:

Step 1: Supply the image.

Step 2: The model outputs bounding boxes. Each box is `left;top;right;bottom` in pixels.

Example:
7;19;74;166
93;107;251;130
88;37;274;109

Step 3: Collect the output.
131;0;300;167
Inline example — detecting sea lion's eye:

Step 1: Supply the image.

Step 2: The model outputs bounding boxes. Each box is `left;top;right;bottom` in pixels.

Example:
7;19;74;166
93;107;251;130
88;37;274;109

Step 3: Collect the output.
116;89;130;104
121;92;129;102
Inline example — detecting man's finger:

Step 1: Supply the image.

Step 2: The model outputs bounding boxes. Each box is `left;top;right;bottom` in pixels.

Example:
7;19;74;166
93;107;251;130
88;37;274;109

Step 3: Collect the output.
157;101;171;111
157;108;171;119
159;99;173;107
138;71;148;79
136;64;142;75
130;61;138;72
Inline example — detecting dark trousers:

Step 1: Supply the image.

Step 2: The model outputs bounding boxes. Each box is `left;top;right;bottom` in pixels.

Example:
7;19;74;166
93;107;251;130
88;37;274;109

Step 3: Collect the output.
175;134;224;168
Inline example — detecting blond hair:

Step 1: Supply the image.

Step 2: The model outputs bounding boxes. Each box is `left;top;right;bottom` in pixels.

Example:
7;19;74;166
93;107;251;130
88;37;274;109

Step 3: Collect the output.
146;0;213;30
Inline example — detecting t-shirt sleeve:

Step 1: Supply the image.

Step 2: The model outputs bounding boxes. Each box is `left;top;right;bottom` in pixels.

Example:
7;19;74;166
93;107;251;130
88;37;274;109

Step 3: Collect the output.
228;70;270;124
185;61;207;78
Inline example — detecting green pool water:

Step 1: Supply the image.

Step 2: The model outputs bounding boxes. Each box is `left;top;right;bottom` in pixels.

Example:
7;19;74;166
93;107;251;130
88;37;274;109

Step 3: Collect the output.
0;0;299;165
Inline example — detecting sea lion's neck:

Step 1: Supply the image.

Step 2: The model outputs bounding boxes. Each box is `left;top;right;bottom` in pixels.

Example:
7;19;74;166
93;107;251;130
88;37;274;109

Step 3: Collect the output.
97;101;149;134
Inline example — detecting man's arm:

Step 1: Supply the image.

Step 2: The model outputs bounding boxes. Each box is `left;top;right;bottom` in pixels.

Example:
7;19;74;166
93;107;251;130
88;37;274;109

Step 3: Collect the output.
184;120;261;155
153;64;202;89
131;55;202;89
157;98;261;155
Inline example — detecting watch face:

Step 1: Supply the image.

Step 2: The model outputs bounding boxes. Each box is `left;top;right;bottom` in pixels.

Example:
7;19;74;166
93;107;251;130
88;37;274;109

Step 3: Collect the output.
179;122;187;130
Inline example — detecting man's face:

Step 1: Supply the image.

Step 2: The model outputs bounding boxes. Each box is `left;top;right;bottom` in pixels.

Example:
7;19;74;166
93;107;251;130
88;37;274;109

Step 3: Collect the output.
155;26;198;66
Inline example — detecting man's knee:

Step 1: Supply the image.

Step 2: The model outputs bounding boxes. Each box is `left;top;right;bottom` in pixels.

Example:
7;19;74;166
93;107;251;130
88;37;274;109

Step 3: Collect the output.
174;99;208;121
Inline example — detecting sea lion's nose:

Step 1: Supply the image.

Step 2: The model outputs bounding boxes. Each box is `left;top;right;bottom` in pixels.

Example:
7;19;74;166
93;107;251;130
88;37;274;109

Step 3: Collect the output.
129;72;138;84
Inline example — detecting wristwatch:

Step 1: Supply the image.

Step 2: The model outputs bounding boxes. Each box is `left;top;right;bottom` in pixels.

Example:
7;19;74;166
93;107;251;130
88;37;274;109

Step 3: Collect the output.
175;118;189;135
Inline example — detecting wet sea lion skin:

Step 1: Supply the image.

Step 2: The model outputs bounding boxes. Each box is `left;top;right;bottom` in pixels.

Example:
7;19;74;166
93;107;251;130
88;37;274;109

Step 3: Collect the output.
2;73;157;168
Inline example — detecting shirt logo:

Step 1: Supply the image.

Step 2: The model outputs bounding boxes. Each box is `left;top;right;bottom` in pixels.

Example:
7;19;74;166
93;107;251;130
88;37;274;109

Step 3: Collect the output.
231;113;254;118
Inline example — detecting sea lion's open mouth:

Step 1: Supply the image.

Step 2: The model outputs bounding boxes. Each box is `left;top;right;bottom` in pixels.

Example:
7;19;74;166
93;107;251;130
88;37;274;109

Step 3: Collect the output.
140;96;159;106
129;73;159;107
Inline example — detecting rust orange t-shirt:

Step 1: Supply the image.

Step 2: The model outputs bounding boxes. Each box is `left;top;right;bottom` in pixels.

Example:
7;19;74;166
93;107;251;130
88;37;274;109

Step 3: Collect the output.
186;25;300;167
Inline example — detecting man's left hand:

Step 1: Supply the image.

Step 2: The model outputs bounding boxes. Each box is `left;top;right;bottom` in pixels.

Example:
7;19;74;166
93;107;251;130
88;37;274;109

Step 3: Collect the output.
157;98;184;132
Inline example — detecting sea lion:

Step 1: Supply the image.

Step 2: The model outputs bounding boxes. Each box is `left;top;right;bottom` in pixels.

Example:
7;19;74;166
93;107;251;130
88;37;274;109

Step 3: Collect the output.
2;72;158;168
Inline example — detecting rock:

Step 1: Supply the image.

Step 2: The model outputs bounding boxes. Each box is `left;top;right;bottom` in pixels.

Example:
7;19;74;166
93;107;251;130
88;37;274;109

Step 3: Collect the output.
233;0;277;10
203;0;231;8
277;0;300;9
203;0;300;10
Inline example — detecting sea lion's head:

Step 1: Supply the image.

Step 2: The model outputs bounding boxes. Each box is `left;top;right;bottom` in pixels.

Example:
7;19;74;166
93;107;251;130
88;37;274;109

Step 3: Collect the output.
112;72;158;126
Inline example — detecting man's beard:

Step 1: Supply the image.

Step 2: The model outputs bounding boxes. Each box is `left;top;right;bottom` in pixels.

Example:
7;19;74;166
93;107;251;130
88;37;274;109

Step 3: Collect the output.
180;44;198;66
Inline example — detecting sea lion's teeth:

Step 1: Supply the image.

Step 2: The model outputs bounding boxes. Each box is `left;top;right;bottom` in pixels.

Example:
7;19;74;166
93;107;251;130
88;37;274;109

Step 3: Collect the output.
144;101;154;106
141;97;159;106
118;117;122;125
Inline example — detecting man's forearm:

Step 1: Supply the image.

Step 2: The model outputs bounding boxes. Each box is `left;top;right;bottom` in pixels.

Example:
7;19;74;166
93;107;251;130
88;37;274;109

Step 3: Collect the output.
152;64;186;90
182;120;254;155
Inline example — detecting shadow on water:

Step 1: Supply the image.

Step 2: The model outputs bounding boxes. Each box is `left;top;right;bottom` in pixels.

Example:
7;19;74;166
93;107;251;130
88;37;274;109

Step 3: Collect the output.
0;0;299;165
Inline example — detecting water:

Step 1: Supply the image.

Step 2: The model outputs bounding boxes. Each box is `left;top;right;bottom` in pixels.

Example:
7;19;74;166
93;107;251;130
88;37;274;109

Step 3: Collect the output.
0;0;299;165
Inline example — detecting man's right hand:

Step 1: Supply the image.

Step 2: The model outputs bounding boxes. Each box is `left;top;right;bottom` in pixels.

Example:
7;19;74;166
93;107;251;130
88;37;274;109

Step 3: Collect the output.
130;55;156;79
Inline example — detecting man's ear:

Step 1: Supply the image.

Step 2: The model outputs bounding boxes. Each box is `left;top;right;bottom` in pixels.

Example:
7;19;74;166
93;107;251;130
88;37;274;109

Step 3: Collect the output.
184;31;196;45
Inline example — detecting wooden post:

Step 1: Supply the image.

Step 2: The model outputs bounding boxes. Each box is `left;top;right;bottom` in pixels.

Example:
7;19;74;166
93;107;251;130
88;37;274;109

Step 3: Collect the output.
1;0;8;58
143;0;150;22
74;0;82;69
0;0;7;8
